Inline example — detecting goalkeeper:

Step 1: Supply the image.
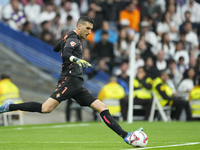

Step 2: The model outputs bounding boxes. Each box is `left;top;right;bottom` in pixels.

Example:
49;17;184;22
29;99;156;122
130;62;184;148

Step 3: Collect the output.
0;16;142;146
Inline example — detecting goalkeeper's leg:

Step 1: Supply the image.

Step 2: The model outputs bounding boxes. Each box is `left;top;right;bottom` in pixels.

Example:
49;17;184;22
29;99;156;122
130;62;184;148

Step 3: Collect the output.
90;99;143;145
90;99;128;138
0;98;59;114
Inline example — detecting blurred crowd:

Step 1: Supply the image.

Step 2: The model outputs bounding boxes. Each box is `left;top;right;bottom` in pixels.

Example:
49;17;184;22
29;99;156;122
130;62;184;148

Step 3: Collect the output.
0;0;200;98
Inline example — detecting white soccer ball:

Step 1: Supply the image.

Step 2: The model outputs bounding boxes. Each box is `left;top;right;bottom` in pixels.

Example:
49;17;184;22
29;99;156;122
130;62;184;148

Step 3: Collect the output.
130;131;148;148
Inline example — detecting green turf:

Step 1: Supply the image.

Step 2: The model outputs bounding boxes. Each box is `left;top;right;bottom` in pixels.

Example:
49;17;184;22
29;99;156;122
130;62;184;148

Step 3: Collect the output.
0;121;200;150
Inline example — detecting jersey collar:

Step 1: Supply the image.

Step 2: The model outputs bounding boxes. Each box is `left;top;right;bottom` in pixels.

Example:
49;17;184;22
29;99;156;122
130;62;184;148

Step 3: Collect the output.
73;30;81;40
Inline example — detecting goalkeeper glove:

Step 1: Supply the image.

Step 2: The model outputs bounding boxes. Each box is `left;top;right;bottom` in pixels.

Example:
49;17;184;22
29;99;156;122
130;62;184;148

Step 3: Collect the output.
70;56;92;68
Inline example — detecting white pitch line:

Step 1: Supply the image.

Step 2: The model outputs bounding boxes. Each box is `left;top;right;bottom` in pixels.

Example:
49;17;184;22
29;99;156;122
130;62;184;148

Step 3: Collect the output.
124;142;200;150
0;123;89;131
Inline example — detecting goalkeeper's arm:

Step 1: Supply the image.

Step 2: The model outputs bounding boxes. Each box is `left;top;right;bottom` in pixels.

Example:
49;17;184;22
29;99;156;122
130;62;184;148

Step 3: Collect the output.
62;47;92;68
69;56;92;68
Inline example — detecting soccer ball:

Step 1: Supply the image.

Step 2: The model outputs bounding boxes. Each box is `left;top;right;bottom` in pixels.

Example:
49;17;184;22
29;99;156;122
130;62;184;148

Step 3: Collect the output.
130;131;148;148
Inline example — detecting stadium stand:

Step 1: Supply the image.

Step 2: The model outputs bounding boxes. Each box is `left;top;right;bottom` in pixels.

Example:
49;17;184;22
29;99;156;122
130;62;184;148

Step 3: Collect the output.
0;22;62;79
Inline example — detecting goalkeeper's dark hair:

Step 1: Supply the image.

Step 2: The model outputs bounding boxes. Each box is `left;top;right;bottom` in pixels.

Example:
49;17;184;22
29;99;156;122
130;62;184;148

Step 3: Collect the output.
77;16;94;26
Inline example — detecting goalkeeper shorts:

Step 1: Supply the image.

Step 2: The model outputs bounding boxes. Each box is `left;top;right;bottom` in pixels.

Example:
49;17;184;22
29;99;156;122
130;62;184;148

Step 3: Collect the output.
50;76;96;106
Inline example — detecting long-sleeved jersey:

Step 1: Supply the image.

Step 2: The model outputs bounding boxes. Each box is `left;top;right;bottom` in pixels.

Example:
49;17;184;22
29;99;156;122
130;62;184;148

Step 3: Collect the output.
53;30;84;80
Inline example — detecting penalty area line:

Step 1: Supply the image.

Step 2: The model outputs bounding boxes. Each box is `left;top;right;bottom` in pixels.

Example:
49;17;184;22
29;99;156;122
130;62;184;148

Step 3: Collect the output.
124;142;200;150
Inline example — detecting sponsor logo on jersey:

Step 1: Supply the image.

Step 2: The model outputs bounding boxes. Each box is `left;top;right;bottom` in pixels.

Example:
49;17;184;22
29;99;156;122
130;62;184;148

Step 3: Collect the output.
70;41;76;46
56;93;61;98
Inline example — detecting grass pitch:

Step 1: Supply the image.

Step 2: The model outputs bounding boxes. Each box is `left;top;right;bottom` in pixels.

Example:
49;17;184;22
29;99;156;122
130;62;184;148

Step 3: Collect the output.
0;121;200;150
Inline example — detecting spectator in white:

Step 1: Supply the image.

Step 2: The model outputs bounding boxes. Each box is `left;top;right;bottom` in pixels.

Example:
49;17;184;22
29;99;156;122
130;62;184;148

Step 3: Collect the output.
166;3;182;27
157;32;176;60
50;13;63;41
181;0;200;23
37;3;56;24
154;50;167;72
135;34;155;60
179;30;195;54
166;0;182;20
62;15;76;34
157;11;178;42
70;0;80;16
174;41;190;65
59;1;80;26
2;0;26;31
119;19;135;41
177;67;195;100
134;21;158;52
134;52;145;77
114;28;131;61
166;59;183;88
177;56;189;74
184;21;199;50
24;0;41;24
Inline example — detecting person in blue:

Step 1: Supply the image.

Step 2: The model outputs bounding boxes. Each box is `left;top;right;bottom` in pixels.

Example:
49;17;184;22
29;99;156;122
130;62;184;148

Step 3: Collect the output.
94;20;118;44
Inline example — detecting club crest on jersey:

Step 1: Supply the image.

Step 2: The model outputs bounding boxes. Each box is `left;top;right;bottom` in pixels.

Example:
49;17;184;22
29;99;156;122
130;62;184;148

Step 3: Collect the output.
56;93;61;98
70;41;76;46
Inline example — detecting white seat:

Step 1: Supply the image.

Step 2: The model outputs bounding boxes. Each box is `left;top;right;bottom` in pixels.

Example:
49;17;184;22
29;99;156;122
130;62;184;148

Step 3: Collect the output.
149;93;171;122
103;99;146;121
1;98;24;126
102;99;123;121
3;110;24;126
190;100;200;118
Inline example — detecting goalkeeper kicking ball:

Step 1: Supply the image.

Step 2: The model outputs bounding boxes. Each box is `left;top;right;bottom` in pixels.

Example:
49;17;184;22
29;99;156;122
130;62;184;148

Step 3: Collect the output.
130;131;148;148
